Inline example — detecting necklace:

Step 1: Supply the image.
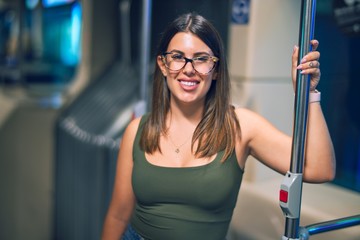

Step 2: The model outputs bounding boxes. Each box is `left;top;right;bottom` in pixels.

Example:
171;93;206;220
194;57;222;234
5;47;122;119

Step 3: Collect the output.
167;132;192;154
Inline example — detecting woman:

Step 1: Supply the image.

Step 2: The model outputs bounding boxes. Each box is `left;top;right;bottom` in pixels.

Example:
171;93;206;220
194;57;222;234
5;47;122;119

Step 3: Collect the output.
102;13;335;240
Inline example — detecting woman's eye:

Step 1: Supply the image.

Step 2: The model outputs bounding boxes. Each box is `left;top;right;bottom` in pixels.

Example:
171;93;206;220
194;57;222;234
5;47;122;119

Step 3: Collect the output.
195;56;209;62
171;54;184;60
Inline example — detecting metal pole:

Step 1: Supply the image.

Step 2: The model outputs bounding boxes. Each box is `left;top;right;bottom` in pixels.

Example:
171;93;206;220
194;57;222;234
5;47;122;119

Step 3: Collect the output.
290;0;316;174
119;0;131;65
140;0;152;110
280;0;317;239
299;214;360;240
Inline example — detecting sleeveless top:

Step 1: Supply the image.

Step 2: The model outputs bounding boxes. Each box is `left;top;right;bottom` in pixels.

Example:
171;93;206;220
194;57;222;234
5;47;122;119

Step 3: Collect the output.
130;115;244;240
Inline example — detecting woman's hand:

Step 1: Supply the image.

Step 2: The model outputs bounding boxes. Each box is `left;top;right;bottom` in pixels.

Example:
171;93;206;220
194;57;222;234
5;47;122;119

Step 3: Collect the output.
292;39;321;92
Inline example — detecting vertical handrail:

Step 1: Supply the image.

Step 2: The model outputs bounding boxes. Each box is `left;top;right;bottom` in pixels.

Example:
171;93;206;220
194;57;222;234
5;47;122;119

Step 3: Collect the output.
291;0;316;174
119;0;132;66
139;0;152;111
280;0;317;239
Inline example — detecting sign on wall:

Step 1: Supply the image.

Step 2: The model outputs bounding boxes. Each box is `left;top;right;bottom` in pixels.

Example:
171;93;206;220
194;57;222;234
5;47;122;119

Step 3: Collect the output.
232;0;251;25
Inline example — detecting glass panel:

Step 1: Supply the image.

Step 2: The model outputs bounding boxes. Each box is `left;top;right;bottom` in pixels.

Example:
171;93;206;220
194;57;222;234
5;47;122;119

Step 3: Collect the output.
316;1;360;192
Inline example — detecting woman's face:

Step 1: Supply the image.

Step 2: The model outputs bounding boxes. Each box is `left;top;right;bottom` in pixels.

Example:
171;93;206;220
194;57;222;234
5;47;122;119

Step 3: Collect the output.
157;32;217;106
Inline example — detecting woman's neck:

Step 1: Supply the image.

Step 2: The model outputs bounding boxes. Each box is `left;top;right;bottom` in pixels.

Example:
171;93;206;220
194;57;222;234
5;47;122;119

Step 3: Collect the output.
168;98;204;127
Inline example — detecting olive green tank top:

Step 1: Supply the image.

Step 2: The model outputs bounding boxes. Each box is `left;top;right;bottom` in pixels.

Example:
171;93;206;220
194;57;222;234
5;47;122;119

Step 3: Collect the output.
131;115;244;240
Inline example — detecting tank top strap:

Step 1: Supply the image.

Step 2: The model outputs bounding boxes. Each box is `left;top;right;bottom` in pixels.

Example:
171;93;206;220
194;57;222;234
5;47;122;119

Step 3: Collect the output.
133;113;149;160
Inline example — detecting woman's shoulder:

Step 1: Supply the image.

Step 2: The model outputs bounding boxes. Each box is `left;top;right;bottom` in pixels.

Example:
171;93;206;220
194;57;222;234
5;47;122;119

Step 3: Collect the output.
234;107;270;135
234;107;262;121
122;114;146;140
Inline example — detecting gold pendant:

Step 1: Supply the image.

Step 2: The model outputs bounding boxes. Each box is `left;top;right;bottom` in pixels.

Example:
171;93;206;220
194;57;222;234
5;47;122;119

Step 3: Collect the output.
175;149;180;153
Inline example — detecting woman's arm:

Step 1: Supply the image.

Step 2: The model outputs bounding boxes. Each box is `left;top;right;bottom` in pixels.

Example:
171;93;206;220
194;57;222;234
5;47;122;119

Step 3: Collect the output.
239;105;335;183
240;40;335;183
101;117;141;240
302;100;336;182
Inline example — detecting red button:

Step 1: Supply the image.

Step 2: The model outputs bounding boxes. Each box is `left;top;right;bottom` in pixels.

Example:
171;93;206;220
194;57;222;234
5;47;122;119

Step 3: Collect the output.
280;190;288;203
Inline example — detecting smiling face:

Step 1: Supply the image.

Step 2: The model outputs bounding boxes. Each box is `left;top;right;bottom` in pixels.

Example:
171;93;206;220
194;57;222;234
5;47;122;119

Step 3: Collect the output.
157;32;218;107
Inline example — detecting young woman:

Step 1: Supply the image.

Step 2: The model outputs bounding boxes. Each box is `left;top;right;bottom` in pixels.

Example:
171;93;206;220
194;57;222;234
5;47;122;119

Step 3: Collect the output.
101;13;335;240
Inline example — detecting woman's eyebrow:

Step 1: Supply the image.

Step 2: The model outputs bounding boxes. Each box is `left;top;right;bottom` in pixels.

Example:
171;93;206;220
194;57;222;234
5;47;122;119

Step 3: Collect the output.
193;51;212;56
167;49;212;56
166;49;184;54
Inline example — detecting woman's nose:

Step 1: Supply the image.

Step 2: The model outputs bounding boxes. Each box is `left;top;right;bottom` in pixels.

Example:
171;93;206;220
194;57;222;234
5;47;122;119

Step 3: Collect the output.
182;61;195;74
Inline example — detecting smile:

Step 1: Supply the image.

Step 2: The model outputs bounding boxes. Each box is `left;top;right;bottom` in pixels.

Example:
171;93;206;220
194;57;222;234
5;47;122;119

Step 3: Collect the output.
179;80;199;86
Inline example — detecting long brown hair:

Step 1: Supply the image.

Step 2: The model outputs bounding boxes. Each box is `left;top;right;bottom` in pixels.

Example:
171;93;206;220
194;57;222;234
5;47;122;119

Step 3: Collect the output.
140;12;240;162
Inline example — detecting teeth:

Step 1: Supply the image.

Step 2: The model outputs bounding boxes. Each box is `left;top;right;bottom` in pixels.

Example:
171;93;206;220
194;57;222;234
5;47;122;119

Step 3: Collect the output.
181;81;197;86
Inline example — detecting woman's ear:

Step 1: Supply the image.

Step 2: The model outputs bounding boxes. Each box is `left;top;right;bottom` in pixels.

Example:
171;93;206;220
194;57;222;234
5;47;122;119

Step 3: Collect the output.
157;55;167;77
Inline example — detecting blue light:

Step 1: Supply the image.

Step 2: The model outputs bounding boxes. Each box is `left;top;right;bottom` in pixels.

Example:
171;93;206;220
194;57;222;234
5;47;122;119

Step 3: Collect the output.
42;0;75;8
60;2;82;66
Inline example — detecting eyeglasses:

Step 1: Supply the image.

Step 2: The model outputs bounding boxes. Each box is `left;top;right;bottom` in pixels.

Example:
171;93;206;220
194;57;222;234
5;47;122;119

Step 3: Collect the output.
161;52;219;75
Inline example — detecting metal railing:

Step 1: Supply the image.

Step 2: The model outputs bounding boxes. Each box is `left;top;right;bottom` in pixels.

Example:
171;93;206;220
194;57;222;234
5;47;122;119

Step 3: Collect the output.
300;214;360;240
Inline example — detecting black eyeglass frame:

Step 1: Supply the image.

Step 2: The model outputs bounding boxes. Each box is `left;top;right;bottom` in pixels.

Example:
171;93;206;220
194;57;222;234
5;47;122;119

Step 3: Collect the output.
161;52;219;75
